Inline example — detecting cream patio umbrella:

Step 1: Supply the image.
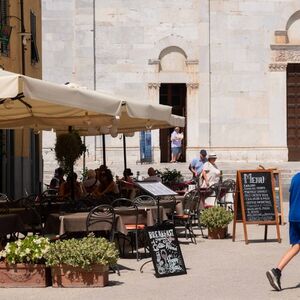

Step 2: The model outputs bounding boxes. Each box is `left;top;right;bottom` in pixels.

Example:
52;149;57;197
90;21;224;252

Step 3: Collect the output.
0;70;184;133
0;69;185;169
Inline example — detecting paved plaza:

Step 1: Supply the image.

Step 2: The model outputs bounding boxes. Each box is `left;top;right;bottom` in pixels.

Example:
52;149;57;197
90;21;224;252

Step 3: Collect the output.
1;201;299;300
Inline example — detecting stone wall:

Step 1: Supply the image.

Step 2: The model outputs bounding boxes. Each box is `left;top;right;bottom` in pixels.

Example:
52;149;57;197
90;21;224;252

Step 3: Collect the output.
41;0;300;181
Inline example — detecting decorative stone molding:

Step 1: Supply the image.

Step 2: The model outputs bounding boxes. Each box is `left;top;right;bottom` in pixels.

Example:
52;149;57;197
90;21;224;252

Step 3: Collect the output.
186;83;199;89
148;59;160;65
274;50;300;62
269;63;287;72
148;83;161;89
271;45;300;51
185;60;199;65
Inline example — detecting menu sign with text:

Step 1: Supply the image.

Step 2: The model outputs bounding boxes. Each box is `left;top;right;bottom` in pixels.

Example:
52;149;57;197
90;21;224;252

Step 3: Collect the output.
137;182;178;197
233;170;281;244
146;224;186;278
240;171;275;222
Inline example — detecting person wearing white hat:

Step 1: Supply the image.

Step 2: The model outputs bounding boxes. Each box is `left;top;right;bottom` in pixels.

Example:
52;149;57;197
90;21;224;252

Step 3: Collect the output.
201;153;221;188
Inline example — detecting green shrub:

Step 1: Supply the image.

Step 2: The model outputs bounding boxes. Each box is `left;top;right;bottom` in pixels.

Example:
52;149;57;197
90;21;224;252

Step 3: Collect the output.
45;235;119;270
200;206;233;229
55;130;86;175
158;168;183;185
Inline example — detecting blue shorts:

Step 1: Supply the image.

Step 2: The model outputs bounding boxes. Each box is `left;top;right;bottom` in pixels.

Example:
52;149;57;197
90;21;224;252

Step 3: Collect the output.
289;222;300;244
172;147;182;155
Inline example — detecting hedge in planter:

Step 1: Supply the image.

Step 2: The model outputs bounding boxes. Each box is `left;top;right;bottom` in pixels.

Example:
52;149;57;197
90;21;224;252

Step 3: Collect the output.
0;236;51;287
200;206;233;239
45;235;119;287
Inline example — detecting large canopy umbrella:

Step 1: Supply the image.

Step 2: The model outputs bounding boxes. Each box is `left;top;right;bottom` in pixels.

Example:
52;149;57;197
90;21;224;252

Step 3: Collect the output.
0;69;185;169
0;70;184;133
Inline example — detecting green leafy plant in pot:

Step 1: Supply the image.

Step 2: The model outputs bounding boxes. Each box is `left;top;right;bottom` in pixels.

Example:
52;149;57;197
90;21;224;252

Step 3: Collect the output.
55;130;86;199
200;206;233;239
45;235;119;287
158;168;183;190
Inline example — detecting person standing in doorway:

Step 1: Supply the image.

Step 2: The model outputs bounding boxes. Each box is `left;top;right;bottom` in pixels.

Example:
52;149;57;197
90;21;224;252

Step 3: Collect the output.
170;127;183;163
266;172;300;291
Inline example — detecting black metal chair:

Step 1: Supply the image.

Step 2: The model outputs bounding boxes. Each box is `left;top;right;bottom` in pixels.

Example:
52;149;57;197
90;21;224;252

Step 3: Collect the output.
169;191;199;244
0;193;10;204
203;183;220;208
112;198;145;261
216;179;236;211
133;195;157;207
86;204;116;242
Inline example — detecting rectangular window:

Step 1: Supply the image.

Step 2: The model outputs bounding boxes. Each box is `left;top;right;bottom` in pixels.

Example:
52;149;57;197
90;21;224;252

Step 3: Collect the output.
30;10;39;64
0;0;10;56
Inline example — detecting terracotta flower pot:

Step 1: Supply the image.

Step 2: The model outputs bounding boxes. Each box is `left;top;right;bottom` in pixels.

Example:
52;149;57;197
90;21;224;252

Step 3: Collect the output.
0;262;51;287
51;264;109;287
208;227;228;239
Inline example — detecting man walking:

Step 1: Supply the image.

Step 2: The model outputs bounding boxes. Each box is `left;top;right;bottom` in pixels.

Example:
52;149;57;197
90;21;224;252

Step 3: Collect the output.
266;172;300;291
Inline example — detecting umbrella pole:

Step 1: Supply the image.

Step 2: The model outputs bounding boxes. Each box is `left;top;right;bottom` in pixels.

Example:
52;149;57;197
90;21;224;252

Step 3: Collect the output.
123;135;127;170
83;136;86;172
68;126;75;201
102;134;106;166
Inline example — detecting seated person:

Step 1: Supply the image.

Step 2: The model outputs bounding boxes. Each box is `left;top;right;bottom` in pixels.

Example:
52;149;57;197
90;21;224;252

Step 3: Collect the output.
59;172;86;201
121;168;134;183
119;168;138;199
143;167;161;182
93;169;119;201
83;169;100;194
49;167;65;190
95;164;108;181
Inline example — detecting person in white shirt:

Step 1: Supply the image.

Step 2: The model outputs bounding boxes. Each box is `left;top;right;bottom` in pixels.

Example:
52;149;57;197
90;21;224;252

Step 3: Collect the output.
201;153;221;187
170;127;184;163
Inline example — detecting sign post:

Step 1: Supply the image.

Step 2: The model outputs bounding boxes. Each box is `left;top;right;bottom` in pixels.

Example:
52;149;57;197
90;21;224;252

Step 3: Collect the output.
232;170;281;244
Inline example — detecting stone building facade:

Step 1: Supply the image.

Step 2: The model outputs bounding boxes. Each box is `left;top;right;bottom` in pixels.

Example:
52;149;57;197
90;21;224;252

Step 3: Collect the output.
41;0;300;178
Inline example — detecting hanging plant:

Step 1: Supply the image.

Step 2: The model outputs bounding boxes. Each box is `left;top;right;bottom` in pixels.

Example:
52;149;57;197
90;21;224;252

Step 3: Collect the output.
54;130;86;175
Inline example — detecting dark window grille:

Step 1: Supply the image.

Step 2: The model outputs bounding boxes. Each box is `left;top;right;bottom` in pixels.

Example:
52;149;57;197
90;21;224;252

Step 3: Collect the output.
30;10;39;64
0;0;9;56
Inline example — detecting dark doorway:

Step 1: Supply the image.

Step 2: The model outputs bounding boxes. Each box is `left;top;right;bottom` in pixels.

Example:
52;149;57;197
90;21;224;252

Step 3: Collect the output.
287;64;300;161
159;83;186;162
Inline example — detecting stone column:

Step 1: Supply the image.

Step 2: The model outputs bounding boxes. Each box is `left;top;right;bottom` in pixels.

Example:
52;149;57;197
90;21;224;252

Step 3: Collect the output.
186;60;200;160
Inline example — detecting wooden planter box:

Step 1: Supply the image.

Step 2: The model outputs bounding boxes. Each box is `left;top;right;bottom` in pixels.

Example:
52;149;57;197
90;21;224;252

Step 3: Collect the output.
51;264;109;287
0;262;51;287
208;227;228;239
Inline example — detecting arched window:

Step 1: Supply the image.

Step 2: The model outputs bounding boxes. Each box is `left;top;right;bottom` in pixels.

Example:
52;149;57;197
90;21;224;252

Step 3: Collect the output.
159;46;187;72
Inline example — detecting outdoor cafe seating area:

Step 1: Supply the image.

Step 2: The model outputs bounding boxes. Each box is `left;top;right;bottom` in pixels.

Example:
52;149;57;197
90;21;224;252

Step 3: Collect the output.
0;178;236;260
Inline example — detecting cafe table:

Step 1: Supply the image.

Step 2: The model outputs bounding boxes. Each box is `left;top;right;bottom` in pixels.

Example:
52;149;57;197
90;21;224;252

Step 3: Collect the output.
44;205;169;236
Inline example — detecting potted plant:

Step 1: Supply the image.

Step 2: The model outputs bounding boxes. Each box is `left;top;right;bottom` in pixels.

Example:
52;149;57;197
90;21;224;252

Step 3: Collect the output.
55;130;86;200
158;168;185;191
0;236;51;287
200;206;233;239
45;235;119;287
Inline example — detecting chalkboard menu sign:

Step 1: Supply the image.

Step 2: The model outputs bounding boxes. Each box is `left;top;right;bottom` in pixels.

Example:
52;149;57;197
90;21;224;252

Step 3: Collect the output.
146;224;187;277
233;170;281;244
240;171;275;222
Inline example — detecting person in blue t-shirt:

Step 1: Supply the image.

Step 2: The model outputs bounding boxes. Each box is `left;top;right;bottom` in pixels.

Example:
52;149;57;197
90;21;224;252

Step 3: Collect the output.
266;172;300;291
188;149;208;181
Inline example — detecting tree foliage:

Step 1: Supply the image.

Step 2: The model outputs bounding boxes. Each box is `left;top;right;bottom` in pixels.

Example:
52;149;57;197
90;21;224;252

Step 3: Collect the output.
54;131;86;174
